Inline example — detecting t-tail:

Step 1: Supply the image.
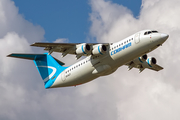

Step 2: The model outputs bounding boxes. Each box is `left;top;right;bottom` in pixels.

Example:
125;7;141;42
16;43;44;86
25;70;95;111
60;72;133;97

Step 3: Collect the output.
7;53;67;89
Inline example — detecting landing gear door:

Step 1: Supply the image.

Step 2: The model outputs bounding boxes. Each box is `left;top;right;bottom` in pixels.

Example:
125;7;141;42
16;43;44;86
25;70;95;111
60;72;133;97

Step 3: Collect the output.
135;33;140;44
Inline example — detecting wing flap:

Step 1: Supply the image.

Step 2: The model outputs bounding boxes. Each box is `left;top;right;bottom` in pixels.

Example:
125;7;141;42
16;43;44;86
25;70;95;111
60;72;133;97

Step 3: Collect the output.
31;42;76;47
31;42;77;55
148;64;163;71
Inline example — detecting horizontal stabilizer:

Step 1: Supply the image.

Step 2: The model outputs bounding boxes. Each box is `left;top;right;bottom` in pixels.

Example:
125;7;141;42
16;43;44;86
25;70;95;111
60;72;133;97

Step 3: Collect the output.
7;53;65;66
7;53;45;60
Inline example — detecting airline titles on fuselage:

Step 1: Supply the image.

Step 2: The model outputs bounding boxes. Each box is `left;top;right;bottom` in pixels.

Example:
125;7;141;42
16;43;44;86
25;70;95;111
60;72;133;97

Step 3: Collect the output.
111;42;132;56
110;37;133;56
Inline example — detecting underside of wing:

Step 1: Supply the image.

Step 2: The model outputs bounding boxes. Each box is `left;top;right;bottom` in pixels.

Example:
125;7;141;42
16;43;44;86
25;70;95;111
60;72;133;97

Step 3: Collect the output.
148;64;163;71
125;54;163;72
31;42;110;59
31;42;77;55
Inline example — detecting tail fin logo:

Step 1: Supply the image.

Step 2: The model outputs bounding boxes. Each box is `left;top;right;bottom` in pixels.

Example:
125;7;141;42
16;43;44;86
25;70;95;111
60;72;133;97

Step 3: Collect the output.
37;66;57;82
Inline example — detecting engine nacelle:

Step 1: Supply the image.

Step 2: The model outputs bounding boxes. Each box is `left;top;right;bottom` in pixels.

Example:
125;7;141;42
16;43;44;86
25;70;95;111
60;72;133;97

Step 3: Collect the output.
133;54;147;64
146;57;157;67
92;44;107;55
76;43;91;55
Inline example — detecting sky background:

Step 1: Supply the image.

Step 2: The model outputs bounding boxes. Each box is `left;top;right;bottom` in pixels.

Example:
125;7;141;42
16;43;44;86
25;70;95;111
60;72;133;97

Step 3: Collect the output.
1;0;180;120
13;0;141;43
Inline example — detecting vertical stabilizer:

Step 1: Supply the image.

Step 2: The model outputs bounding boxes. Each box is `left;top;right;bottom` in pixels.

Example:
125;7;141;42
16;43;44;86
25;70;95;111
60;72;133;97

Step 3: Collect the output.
7;53;67;89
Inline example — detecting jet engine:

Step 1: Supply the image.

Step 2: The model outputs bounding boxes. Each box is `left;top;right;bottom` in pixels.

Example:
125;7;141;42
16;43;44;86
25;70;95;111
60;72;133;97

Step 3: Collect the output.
92;44;107;55
76;43;91;55
146;57;157;67
133;54;147;64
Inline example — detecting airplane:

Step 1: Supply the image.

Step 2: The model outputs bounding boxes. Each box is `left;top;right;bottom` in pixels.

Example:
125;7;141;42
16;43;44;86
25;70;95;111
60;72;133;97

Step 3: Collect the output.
7;30;169;89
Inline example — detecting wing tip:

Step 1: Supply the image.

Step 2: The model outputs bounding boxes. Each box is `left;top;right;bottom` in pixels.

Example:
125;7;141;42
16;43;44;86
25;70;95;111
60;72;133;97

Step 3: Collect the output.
30;42;38;46
7;53;13;57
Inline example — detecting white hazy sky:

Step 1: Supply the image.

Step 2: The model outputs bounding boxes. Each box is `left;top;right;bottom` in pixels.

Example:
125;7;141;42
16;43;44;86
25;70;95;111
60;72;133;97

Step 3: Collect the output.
1;0;180;120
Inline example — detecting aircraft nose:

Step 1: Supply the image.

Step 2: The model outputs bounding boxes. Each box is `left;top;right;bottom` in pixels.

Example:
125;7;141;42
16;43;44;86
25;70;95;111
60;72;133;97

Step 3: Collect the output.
161;33;169;41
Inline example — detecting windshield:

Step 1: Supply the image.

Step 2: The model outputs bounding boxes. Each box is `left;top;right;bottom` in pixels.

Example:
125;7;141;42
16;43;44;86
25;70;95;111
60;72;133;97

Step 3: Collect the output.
144;30;158;35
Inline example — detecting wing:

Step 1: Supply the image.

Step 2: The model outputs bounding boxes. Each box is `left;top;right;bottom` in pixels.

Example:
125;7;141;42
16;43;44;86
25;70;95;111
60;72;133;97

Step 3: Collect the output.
147;64;163;71
126;56;163;72
31;42;110;59
31;43;79;55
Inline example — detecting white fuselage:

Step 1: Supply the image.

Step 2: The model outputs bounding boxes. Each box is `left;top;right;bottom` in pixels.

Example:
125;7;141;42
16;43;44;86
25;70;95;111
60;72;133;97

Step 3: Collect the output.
51;30;168;88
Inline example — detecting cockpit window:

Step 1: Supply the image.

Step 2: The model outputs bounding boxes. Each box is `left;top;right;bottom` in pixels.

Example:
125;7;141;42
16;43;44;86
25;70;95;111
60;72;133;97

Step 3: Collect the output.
144;31;152;35
148;31;152;34
152;31;158;33
144;30;158;35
